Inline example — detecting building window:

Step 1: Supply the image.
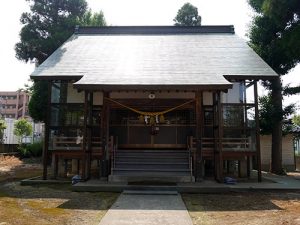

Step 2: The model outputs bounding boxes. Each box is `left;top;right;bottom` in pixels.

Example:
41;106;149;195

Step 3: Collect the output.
51;82;67;103
48;81;102;151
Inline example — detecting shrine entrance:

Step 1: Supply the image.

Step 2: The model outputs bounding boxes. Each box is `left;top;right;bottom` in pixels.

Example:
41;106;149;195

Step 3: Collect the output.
108;99;196;149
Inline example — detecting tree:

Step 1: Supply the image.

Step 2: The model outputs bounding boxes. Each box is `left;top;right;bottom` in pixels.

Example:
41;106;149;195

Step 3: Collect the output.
0;119;6;144
174;2;201;26
248;0;300;174
16;0;106;122
14;119;33;144
293;115;300;126
259;94;295;135
28;81;48;122
81;10;106;26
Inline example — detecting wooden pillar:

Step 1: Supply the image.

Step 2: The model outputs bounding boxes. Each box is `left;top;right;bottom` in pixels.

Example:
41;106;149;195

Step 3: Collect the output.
195;91;203;180
86;92;93;178
82;90;88;180
217;91;223;182
52;153;58;179
43;81;52;180
254;81;262;182
247;156;251;178
71;159;79;174
213;92;223;182
100;92;110;177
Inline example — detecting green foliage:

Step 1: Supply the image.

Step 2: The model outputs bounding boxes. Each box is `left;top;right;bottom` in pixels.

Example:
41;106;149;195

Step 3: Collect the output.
16;0;106;122
0;119;6;144
26;141;43;157
248;0;300;173
17;144;31;158
17;142;43;158
259;94;295;135
174;3;201;26
16;0;88;64
14;119;33;144
28;81;48;122
0;119;7;144
248;0;300;81
292;114;300;126
81;10;106;26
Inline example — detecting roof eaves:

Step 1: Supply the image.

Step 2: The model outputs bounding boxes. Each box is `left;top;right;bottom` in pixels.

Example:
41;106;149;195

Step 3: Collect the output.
74;25;235;35
72;83;233;92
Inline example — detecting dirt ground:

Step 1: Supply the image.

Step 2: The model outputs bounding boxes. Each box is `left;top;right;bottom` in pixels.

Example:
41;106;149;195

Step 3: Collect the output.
288;172;300;180
0;156;119;225
1;156;300;225
182;191;300;225
0;155;43;183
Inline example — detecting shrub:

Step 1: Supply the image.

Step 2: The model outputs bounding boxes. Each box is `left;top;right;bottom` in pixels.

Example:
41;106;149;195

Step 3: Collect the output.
27;142;43;157
17;144;31;158
17;142;43;158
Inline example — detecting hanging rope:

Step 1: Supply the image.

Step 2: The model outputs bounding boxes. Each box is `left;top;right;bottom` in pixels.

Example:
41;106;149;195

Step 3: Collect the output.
104;97;195;116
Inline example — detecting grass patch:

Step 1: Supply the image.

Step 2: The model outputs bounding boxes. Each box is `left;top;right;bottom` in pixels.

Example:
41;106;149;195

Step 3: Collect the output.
182;192;300;225
0;156;119;224
0;182;119;225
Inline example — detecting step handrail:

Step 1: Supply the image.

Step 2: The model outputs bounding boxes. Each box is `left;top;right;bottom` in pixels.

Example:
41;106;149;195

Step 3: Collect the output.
187;138;193;180
111;136;118;175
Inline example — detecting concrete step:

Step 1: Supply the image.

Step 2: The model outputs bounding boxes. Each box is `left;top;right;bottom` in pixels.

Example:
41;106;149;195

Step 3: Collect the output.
109;174;194;182
115;157;189;163
116;149;188;155
123;190;178;195
115;161;189;165
115;152;189;158
113;167;190;172
117;149;188;153
112;171;191;177
111;149;192;183
115;162;189;170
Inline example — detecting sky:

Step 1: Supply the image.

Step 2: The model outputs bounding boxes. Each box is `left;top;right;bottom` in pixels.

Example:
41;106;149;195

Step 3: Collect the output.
0;0;299;109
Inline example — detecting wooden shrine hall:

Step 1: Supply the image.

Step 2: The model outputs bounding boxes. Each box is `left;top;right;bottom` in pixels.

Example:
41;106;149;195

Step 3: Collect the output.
30;26;278;183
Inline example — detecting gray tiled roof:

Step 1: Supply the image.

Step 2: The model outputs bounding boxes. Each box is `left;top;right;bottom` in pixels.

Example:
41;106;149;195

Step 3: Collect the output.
30;26;278;90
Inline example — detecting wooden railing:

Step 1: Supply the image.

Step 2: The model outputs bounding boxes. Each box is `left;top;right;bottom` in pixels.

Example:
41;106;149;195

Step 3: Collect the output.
222;137;254;151
188;137;255;153
51;136;102;150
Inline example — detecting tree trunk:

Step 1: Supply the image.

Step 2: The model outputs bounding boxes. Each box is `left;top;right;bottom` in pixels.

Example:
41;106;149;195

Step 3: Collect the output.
271;77;283;174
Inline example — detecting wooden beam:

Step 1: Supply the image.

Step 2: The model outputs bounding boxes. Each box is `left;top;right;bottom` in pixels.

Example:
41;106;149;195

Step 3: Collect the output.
42;81;52;180
254;81;262;182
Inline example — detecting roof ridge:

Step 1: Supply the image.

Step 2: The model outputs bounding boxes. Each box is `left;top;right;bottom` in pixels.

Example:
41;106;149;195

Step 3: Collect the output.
74;25;235;35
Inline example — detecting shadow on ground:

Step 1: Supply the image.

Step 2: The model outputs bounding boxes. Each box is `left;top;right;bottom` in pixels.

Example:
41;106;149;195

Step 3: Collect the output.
0;182;119;211
182;191;300;211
